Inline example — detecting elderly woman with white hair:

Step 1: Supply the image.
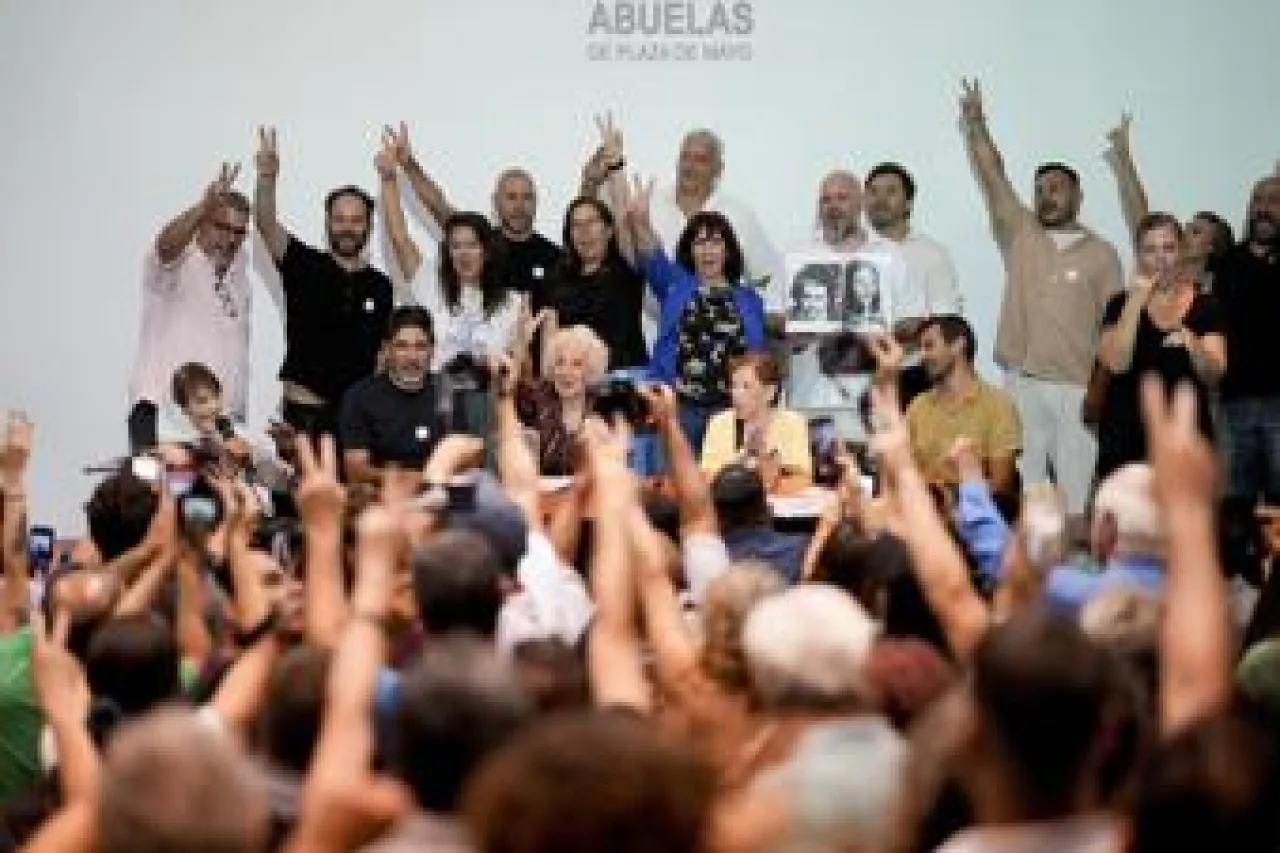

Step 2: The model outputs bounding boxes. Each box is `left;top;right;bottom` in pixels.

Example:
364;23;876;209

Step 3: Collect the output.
516;324;610;475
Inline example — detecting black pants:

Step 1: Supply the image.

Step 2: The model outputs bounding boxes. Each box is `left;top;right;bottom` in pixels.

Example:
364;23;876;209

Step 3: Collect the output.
128;400;159;455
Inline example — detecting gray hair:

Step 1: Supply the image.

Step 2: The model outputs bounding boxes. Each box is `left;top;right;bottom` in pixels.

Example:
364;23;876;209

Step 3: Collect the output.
1093;463;1165;558
682;128;725;169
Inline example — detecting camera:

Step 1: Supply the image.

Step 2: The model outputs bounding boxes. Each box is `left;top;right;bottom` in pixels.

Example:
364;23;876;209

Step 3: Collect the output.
177;476;224;540
589;377;649;426
442;351;493;392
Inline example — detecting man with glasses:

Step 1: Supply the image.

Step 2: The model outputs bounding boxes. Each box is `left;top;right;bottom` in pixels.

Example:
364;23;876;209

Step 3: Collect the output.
128;163;253;453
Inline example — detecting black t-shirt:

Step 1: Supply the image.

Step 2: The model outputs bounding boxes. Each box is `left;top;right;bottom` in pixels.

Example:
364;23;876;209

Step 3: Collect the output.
1096;290;1225;479
501;232;562;309
277;238;394;403
545;259;649;370
338;373;445;467
1211;243;1280;399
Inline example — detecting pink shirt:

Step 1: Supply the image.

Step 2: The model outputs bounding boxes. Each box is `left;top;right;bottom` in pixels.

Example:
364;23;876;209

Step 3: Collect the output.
129;242;251;419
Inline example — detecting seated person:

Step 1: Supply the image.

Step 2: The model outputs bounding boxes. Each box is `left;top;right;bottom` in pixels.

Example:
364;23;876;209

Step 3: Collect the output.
339;306;446;484
700;353;811;493
904;315;1020;495
156;362;287;491
516;325;609;476
711;463;809;584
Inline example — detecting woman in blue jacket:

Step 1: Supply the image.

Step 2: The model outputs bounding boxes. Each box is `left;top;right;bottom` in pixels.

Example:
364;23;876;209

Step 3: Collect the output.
624;178;767;453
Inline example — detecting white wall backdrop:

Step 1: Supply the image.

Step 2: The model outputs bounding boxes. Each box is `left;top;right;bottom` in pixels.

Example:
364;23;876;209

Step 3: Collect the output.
1;0;1276;531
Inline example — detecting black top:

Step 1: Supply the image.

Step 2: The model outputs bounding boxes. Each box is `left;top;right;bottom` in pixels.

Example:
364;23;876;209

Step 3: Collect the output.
338;373;445;466
545;259;649;370
1096;290;1226;480
501;232;562;309
1211;243;1280;399
277;238;394;403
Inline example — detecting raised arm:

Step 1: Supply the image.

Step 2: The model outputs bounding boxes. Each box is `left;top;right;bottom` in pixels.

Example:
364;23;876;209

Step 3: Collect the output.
641;385;716;536
253;126;289;263
1142;378;1232;736
395;123;457;227
295;434;349;649
376;124;423;286
1103;112;1150;240
0;412;33;618
1097;279;1152;373
156;163;240;264
584;419;652;712
591;113;638;267
623;174;661;261
958;79;1025;245
493;354;542;527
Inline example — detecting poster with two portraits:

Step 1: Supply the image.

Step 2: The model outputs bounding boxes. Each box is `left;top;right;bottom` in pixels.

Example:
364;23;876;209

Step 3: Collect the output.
784;243;898;374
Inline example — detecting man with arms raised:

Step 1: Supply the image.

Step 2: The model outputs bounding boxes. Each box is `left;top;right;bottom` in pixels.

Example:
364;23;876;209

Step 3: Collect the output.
960;79;1122;520
129;164;252;453
254;126;394;439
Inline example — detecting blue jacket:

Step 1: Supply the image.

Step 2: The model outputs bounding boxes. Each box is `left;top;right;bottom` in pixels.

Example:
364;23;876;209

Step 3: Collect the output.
642;248;766;383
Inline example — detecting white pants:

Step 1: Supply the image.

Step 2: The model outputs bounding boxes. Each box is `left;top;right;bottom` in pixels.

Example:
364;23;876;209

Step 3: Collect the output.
1004;372;1095;516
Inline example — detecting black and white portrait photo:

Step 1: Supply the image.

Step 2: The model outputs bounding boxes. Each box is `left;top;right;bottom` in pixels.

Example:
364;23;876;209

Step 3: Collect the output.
788;261;841;326
784;249;895;336
841;259;883;328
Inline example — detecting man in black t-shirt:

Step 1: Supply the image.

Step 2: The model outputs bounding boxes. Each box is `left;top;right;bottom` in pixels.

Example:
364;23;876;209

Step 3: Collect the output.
381;124;562;306
339;306;446;484
253;126;394;438
1214;174;1280;502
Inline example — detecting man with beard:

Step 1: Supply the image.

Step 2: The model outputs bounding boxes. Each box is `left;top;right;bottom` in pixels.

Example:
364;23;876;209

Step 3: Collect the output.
254;126;394;438
904;315;1021;495
960;80;1122;519
784;171;906;436
378;123;562;309
129;163;253;453
1213;173;1280;502
337;306;445;485
864;161;964;341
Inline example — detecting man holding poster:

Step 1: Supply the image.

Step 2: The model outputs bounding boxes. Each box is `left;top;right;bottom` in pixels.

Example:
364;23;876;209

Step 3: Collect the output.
783;171;905;437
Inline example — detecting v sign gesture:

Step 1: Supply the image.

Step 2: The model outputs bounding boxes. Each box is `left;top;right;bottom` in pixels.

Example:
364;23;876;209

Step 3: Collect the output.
255;126;279;178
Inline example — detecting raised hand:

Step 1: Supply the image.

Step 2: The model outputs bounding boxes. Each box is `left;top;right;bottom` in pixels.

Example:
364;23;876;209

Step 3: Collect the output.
0;410;33;490
945;435;984;483
382;122;412;167
422;434;485;484
30;609;90;728
863;330;906;382
595;111;624;165
1140;376;1217;507
255;125;280;178
624;174;655;230
868;382;912;475
374;134;399;183
1105;111;1133;158
203;161;241;208
959;77;985;123
637;383;678;428
295;434;345;531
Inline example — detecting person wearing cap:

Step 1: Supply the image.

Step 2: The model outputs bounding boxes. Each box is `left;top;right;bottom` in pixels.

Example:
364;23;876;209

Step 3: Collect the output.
711;463;809;584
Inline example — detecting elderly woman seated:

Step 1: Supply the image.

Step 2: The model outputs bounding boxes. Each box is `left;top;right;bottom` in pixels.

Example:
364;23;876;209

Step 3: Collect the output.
517;325;610;475
700;352;812;493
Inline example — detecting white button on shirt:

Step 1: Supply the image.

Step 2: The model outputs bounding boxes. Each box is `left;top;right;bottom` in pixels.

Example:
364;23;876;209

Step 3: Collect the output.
129;243;251;420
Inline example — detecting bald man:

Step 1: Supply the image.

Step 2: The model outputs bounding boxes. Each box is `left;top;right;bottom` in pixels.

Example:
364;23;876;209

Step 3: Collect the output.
783;171;907;437
388;126;562;308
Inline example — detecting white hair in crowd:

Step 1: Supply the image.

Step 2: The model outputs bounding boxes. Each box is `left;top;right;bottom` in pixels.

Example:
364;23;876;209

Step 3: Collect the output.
742;584;879;711
1092;463;1165;558
813;169;861;230
682;128;725;169
542;325;609;385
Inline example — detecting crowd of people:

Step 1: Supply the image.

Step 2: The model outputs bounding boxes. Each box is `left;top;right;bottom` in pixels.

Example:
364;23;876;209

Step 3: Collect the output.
1;79;1280;852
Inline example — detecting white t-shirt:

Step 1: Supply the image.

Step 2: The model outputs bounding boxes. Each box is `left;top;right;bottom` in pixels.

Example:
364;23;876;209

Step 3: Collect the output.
129;244;251;420
890;229;964;318
496;530;593;651
410;266;523;369
784;236;907;438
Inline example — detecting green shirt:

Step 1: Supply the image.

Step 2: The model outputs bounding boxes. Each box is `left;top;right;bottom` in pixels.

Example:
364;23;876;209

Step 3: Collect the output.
0;628;41;799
